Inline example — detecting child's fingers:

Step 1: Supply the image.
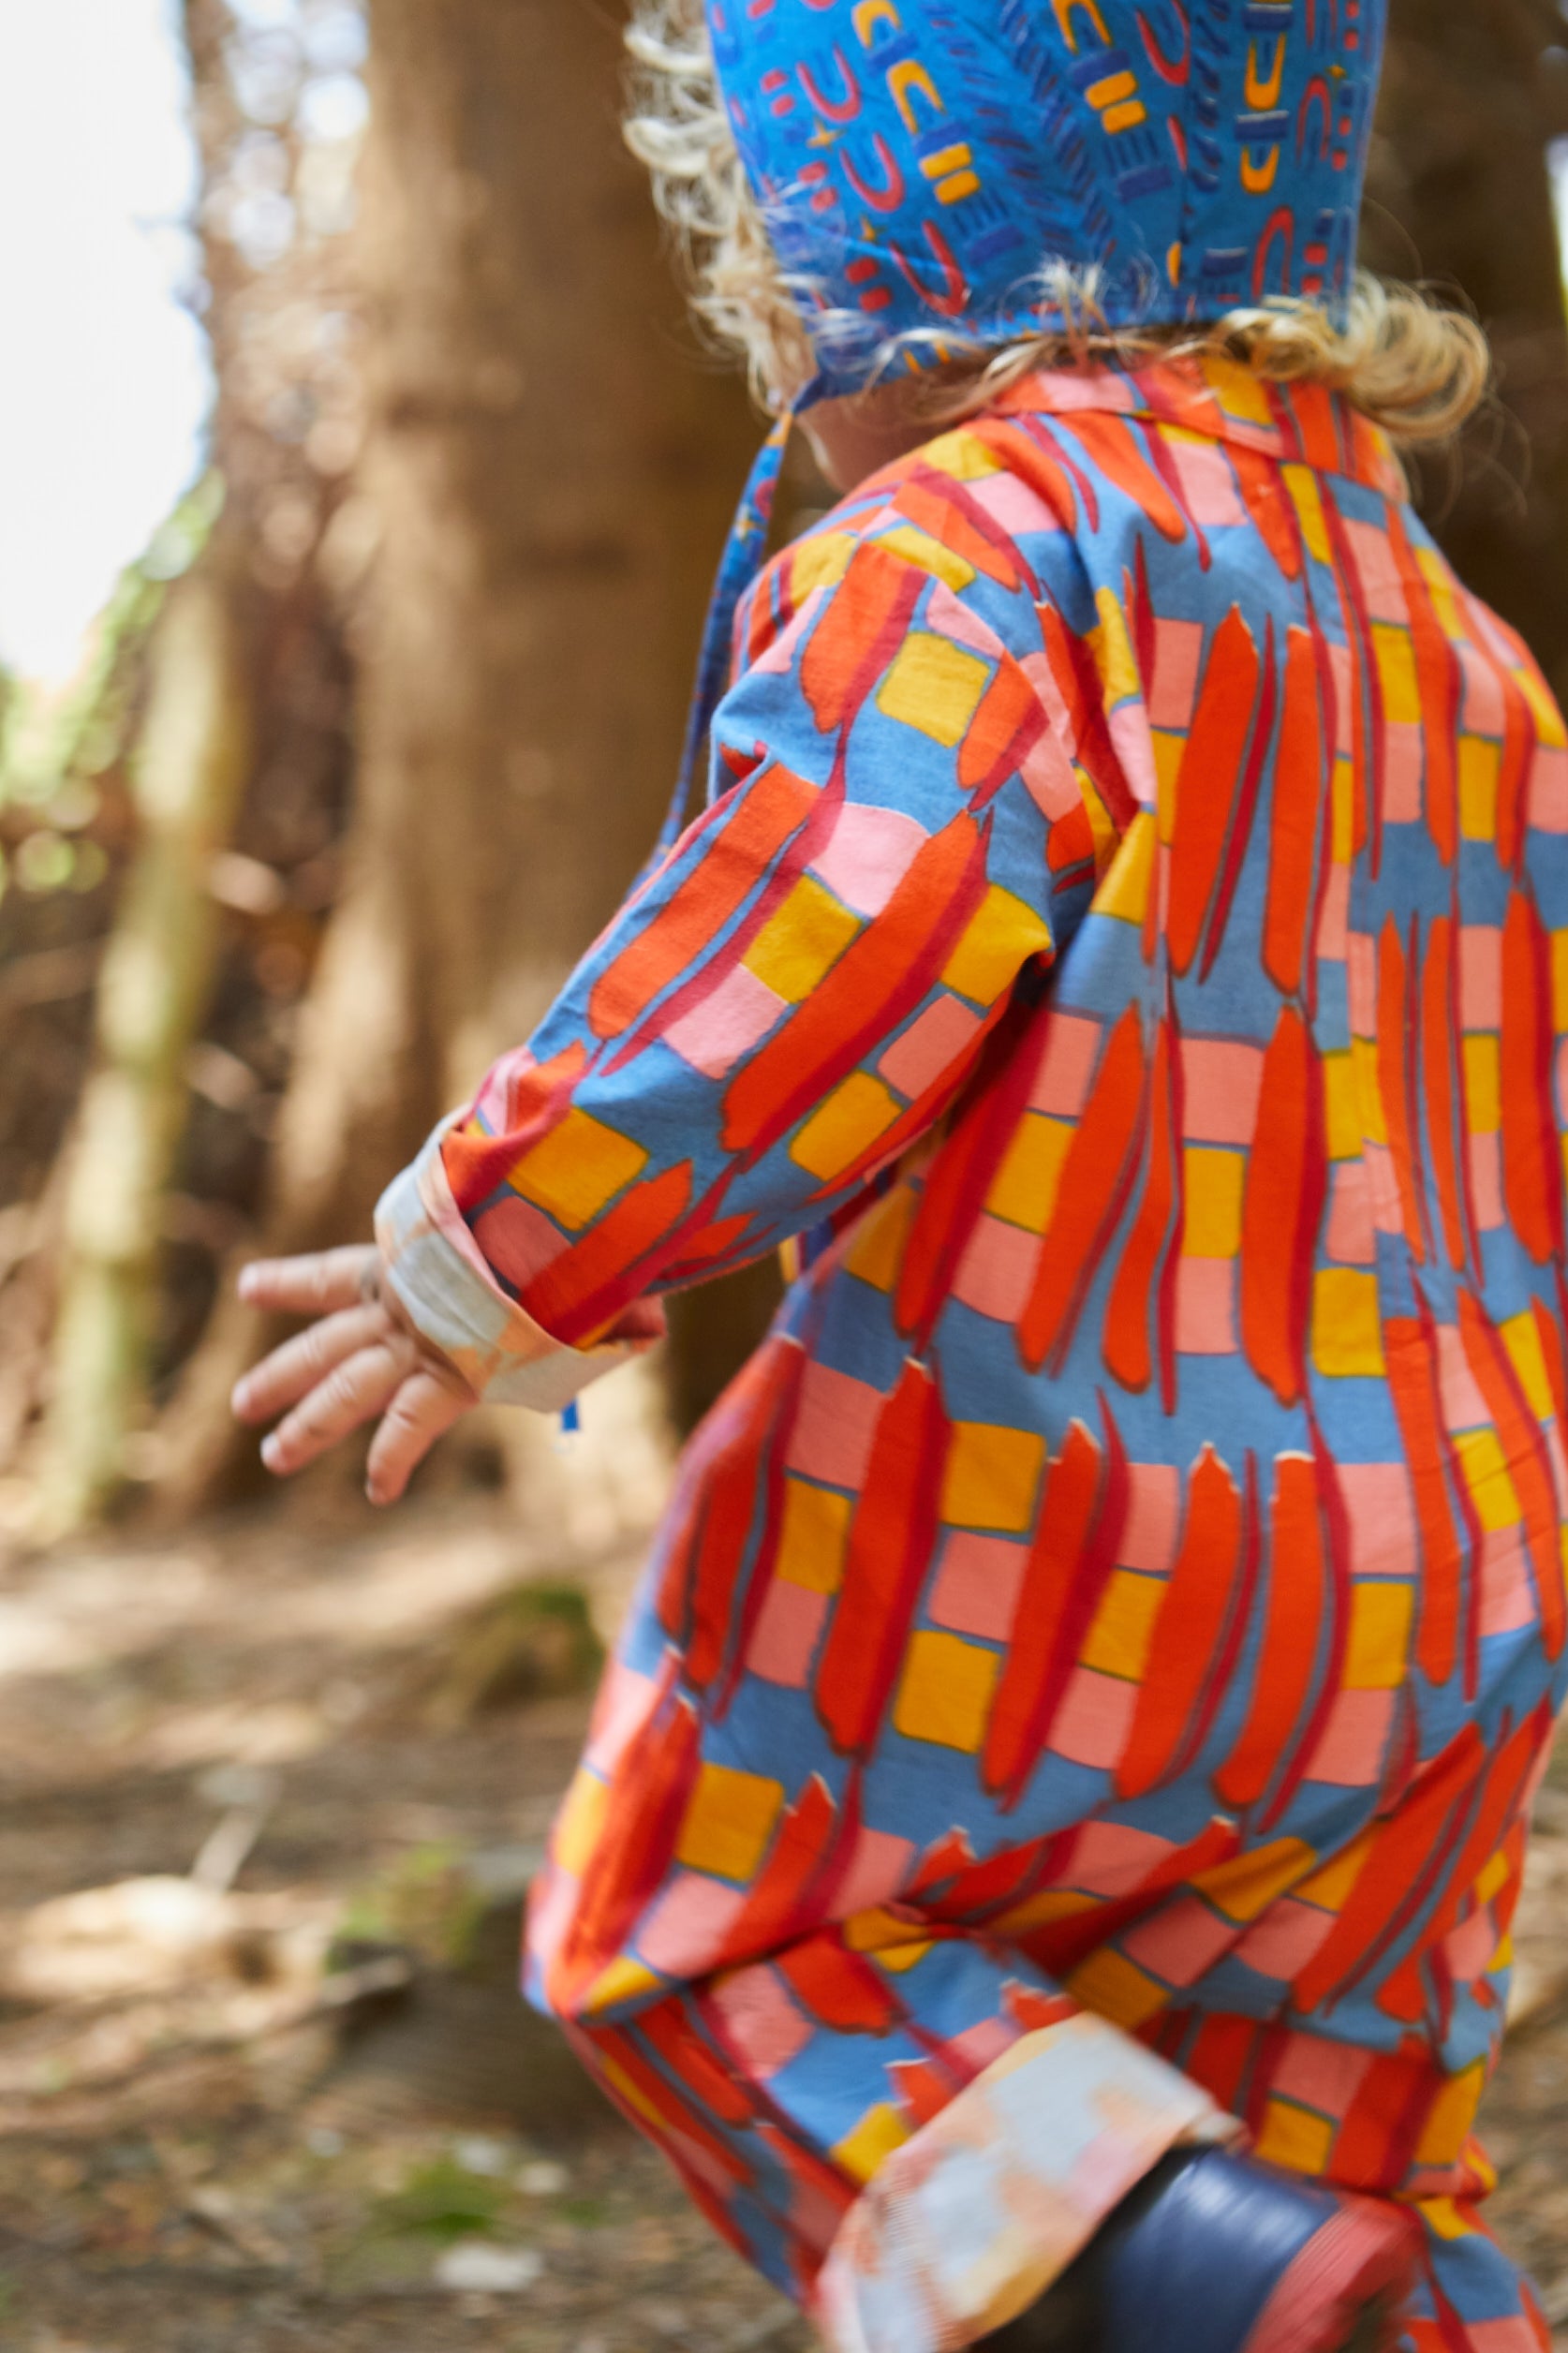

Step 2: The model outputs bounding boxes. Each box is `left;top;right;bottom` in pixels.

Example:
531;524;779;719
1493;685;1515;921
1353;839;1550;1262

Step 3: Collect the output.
237;1245;380;1320
364;1370;474;1506
230;1304;392;1426
258;1338;412;1476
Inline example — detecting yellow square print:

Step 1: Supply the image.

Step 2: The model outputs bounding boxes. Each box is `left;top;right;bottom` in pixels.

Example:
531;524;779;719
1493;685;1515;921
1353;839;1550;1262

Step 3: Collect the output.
1322;1052;1360;1161
1081;1567;1164;1681
833;2102;912;2183
1551;928;1568;1029
509;1105;648;1230
941;1421;1046;1532
1461;1034;1500;1132
1310;1268;1385;1378
1182;1147;1245;1257
985;1111;1073;1235
674;1761;785;1884
1370;623;1421;724
942;883;1054;1004
743;874;861;1003
789;1072;901;1180
776;1475;852;1593
875;630;990;745
1458;734;1501;842
1454;1428;1520;1535
1345;1580;1414;1688
893;1630;1000;1752
1254;2096;1336;2175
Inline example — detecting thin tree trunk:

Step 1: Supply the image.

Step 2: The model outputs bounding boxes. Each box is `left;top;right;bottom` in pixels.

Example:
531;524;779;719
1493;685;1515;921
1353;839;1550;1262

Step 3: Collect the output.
166;0;759;1514
39;530;252;1531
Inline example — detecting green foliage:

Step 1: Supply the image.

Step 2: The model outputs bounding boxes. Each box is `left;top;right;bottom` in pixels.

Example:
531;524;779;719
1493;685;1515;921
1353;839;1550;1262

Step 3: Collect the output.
335;1841;488;1969
374;2153;506;2243
0;473;226;904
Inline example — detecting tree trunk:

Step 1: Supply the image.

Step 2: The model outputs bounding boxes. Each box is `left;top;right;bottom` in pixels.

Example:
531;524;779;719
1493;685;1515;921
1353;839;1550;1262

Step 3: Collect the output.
1366;0;1568;701
39;528;253;1532
168;0;761;1514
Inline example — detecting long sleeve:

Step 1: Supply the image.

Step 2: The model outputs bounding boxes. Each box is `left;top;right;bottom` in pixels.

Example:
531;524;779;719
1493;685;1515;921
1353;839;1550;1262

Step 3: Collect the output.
376;492;1103;1409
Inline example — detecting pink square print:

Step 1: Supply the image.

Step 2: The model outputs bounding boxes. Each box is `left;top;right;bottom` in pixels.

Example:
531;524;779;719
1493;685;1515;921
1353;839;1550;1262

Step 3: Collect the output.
1049;1666;1135;1770
1468;1132;1504;1230
1317;864;1350;961
1123;1895;1238;1988
1529;742;1568;833
948;2015;1018;2073
1235;1898;1336;1982
1345;931;1377;1035
1442;1905;1499;1986
1335;1461;1418;1577
1435;1322;1490;1432
1479;1527;1536;1639
709;1964;814;2079
1272;2035;1372;2116
1147;616;1204;731
952;1213;1040;1323
1029;1012;1103;1117
664;962;788;1079
1067;1820;1176;1896
1325;1162;1376;1265
809;801;925;919
1458;925;1502;1029
585;1657;661;1776
1457;640;1506;738
1343;518;1407;622
880;993;984;1101
1364;1142;1404;1236
969;469;1070;540
747;1577;829;1687
1162;434;1246;527
638;1873;748;1976
1174;1256;1237;1354
473;1193;570;1290
1120;1462;1180;1572
929;1531;1028;1642
1180;1039;1265;1144
1305;1688;1395;1787
834;1824;916;1916
785;1362;883;1489
1381;722;1424;824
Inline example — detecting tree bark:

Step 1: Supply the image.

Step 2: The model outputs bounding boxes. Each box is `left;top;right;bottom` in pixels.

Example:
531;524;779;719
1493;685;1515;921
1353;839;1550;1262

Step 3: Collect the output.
40;529;253;1532
1366;0;1568;701
168;0;761;1512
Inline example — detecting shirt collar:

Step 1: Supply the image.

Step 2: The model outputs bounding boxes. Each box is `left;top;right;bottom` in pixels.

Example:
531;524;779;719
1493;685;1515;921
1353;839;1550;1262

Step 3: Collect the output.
992;352;1405;502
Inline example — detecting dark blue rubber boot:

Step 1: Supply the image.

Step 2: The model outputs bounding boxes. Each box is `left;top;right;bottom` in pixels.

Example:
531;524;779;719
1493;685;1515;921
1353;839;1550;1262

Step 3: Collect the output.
978;2146;1419;2353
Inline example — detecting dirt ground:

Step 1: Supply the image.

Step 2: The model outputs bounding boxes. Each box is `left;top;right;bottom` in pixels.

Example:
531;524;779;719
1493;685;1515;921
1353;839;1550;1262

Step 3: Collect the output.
0;1487;1565;2353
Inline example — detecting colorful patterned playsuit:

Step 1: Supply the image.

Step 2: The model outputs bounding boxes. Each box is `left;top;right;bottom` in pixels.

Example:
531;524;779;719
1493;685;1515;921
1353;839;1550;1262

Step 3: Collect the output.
374;6;1568;2350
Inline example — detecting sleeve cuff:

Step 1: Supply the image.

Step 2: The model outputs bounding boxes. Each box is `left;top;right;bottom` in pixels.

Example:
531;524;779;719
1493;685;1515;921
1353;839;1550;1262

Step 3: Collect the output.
374;1118;665;1413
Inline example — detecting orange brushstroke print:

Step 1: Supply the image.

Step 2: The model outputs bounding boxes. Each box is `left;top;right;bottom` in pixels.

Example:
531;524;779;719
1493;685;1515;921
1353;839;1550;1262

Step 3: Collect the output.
1019;1004;1148;1373
1262;627;1325;997
1165;606;1261;974
1117;1445;1245;1799
1501;889;1565;1265
1240;1004;1325;1405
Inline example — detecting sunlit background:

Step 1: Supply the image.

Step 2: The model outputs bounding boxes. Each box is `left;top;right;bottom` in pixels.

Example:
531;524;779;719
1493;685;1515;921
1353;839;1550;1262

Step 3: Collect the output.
0;0;366;688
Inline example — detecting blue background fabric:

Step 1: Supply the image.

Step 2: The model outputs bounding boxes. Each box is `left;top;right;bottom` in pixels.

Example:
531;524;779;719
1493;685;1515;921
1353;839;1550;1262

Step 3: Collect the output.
705;0;1387;403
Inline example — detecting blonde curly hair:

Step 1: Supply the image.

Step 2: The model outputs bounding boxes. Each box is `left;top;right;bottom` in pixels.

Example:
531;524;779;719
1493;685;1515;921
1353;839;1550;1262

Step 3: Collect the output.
624;0;1489;445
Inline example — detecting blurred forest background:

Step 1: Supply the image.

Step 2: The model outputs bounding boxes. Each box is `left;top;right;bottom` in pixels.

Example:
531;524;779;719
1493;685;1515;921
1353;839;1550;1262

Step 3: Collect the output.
6;2;1568;2348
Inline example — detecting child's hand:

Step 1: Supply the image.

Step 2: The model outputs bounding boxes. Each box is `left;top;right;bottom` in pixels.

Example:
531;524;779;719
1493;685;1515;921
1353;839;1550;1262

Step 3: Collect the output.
230;1245;480;1505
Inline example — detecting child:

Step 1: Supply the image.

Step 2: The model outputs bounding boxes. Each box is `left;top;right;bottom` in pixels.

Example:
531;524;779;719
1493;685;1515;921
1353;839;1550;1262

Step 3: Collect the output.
232;4;1567;2347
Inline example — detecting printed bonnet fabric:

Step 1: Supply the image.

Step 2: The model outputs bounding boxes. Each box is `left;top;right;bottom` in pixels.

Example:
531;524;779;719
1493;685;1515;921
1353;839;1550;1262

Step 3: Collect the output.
706;0;1385;397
